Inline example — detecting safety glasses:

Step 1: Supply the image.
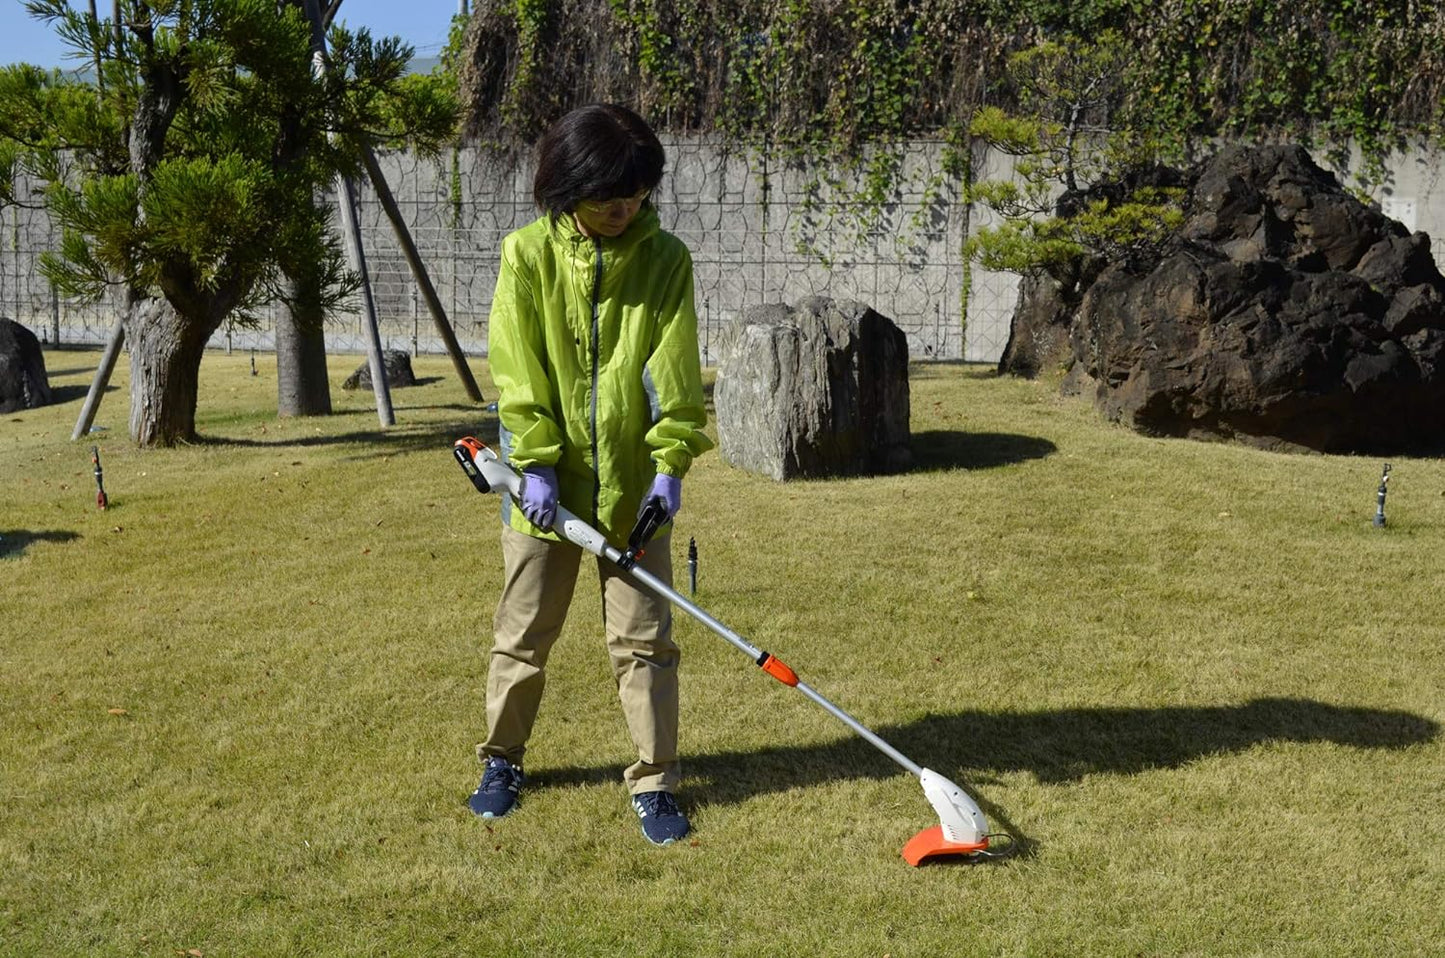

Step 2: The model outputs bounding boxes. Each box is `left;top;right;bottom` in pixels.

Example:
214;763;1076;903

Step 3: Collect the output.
577;188;652;214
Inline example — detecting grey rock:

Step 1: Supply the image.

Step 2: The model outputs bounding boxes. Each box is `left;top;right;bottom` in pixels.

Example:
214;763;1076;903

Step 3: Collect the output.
714;297;911;480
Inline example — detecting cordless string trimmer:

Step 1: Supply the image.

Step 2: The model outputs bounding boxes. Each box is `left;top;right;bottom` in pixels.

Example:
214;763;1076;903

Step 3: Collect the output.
453;437;1012;865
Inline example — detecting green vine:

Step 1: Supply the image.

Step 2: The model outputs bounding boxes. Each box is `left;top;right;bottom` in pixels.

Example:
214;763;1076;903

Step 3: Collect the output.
449;147;463;229
456;1;1445;181
502;0;550;134
450;0;1445;334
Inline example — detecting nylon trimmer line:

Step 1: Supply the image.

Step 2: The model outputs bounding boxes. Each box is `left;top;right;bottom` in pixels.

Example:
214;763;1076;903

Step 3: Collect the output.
454;437;1014;865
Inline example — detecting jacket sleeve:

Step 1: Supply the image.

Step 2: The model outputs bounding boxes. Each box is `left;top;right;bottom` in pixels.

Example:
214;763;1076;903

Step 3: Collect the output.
488;238;563;470
644;246;715;477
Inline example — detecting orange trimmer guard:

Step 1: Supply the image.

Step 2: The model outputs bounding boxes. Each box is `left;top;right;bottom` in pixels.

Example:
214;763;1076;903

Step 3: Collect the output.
902;825;990;866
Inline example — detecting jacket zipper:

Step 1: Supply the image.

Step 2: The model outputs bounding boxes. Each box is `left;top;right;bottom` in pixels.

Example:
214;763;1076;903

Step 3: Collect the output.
589;236;603;526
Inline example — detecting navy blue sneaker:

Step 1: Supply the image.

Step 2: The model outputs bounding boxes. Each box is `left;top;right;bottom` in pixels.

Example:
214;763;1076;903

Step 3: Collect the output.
469;757;523;818
631;791;690;845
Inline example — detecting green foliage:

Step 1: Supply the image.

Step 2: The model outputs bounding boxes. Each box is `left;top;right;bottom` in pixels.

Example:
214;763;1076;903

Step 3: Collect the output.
965;34;1186;286
1;1;458;322
968;192;1185;280
378;73;462;157
455;1;1445;270
459;1;1445;155
1128;0;1445;185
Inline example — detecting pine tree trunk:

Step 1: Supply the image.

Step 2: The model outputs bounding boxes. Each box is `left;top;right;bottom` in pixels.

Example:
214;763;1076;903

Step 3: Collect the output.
275;295;332;417
125;295;211;446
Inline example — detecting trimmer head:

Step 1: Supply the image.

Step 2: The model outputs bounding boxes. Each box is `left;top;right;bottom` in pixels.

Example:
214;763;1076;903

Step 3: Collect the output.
902;769;996;866
902;825;990;865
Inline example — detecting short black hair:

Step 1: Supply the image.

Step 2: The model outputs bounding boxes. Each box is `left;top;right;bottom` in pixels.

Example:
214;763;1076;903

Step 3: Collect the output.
533;104;665;221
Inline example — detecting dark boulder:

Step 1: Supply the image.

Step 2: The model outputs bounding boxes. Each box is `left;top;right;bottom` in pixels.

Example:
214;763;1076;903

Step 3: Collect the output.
1007;144;1445;453
0;318;53;413
342;349;417;390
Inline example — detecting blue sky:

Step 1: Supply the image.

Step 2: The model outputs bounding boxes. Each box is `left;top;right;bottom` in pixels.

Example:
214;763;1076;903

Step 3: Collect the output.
0;0;464;69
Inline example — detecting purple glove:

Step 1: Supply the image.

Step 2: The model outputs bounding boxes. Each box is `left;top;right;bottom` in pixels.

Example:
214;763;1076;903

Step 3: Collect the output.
642;473;682;521
519;465;558;528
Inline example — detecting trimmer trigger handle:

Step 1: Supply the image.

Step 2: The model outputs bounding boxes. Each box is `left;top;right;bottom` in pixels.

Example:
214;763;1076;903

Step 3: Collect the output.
619;497;671;571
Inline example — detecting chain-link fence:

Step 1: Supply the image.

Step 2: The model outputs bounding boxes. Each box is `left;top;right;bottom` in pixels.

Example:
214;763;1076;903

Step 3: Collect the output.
10;138;1445;368
1;139;1024;363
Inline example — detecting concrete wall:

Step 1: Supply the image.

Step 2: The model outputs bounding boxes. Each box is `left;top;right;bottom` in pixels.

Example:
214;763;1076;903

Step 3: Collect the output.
3;139;1443;365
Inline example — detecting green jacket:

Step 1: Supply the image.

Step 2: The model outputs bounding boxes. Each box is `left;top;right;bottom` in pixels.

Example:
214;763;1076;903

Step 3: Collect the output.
488;205;714;543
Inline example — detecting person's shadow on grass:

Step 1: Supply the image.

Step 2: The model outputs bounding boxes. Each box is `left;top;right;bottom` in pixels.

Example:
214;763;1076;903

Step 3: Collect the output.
532;698;1437;859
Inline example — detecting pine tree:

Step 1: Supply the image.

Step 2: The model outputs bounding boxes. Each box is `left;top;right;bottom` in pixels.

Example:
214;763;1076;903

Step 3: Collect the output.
0;0;456;445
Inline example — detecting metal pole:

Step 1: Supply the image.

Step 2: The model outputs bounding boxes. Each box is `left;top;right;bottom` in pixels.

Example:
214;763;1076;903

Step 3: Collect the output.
69;3;127;439
72;317;125;440
302;0;393;427
687;536;697;594
620;556;924;778
336;174;395;426
359;143;483;401
1374;463;1391;528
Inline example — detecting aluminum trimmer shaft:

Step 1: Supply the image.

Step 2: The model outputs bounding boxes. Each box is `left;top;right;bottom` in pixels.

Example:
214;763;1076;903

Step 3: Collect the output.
621;551;925;777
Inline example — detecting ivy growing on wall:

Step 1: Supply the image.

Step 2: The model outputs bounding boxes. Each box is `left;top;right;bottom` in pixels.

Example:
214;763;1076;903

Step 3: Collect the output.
450;0;1445;320
455;0;1445;174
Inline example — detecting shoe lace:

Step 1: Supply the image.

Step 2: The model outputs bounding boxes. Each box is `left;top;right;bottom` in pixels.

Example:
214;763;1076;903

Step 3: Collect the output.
639;791;681;817
480;759;520;793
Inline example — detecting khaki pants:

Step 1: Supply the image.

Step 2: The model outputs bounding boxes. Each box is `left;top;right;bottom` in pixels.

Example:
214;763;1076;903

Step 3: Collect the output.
479;525;680;794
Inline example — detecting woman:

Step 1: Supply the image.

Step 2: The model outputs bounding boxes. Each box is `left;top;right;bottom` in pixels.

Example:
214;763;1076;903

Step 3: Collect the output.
470;104;714;846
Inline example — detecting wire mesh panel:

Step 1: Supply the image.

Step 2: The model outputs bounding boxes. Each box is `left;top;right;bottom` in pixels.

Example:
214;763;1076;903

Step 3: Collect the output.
342;140;992;362
11;141;1445;366
0;140;1020;364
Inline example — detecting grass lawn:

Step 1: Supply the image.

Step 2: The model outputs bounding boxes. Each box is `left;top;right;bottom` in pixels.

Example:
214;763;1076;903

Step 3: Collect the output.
3;348;1443;957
